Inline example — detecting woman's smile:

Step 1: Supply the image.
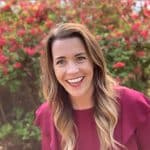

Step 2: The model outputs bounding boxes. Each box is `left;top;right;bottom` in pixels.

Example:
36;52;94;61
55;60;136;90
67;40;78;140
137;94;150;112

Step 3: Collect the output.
66;76;84;88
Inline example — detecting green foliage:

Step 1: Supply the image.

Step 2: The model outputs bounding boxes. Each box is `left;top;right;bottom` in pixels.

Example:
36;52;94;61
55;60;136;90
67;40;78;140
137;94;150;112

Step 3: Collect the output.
12;109;40;141
0;123;13;139
0;109;40;141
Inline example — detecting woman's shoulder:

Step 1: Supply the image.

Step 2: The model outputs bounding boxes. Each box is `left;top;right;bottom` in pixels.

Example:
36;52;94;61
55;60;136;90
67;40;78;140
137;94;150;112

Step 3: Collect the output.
37;101;51;112
115;85;150;121
34;101;52;128
115;85;150;129
115;86;150;144
115;85;150;108
36;101;51;117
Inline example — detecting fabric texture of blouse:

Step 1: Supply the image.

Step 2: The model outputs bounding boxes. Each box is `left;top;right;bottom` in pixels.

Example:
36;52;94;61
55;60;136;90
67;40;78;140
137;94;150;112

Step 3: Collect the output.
34;86;150;150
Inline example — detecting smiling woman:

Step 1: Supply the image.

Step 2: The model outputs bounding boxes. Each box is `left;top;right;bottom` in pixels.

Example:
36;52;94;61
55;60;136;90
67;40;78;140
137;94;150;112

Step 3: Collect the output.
35;23;150;150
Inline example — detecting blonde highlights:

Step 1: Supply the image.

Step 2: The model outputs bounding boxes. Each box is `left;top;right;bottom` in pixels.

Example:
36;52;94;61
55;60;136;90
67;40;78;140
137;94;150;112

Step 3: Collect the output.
40;23;122;149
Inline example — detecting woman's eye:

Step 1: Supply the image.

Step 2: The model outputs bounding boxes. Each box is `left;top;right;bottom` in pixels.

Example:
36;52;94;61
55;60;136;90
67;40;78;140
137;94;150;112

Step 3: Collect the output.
56;60;65;65
76;56;86;62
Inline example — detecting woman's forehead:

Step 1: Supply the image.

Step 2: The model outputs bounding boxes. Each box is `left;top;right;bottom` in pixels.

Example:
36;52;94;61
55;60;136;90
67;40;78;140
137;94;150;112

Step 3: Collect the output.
52;37;87;58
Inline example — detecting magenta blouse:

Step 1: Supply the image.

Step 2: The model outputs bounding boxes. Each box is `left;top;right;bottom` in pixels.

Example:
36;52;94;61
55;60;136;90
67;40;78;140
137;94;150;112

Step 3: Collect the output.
35;86;150;150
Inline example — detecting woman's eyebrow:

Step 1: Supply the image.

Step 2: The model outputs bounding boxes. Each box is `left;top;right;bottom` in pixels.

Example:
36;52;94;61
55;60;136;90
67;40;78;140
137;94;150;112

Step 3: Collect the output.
75;52;86;57
55;56;66;60
54;52;86;60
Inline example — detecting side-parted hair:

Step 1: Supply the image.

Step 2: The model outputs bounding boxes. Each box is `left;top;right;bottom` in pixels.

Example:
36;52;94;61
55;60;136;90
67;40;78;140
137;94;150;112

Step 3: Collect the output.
40;23;123;150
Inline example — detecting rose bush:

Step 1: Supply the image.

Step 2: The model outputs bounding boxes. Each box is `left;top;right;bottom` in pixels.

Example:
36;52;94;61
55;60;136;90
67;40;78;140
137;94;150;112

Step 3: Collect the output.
0;0;150;148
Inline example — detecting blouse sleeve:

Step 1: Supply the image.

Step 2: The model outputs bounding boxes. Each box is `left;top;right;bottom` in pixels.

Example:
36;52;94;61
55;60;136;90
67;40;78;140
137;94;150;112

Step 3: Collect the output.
116;86;150;149
34;102;51;128
34;105;42;128
135;96;150;150
34;102;53;150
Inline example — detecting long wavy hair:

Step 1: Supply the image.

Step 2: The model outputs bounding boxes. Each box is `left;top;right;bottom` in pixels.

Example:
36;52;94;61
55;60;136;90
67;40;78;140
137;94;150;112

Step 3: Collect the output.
40;23;122;150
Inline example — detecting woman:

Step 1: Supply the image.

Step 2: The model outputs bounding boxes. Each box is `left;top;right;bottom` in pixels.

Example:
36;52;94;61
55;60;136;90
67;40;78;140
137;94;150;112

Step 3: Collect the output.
35;23;150;150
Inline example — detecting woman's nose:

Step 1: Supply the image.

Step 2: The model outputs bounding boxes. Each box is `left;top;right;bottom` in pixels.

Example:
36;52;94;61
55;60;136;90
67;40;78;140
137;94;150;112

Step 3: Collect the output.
66;62;79;74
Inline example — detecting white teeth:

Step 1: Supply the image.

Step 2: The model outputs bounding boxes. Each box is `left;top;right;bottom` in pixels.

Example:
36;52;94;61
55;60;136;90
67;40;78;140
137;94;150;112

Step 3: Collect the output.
67;77;83;83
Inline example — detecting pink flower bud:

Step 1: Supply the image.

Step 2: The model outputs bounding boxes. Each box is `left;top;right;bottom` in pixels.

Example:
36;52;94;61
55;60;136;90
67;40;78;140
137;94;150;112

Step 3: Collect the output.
113;62;125;69
13;62;22;69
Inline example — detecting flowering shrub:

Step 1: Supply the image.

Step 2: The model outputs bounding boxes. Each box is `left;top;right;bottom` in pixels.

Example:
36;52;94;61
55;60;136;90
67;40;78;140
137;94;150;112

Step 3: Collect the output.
0;0;149;95
0;0;150;148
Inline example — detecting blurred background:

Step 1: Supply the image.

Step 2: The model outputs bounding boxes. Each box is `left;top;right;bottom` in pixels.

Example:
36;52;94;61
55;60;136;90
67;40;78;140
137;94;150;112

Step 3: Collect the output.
0;0;150;149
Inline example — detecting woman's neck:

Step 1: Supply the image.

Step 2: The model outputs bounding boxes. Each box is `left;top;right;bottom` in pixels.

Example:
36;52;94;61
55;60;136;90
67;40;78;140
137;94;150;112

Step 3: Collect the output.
70;89;94;110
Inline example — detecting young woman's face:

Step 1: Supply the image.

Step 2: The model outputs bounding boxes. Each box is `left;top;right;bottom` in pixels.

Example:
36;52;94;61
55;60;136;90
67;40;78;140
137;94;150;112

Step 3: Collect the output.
52;37;94;99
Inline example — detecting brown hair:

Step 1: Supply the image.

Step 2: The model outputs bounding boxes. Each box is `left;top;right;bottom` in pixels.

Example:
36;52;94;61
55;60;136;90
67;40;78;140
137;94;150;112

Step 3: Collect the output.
40;23;122;150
